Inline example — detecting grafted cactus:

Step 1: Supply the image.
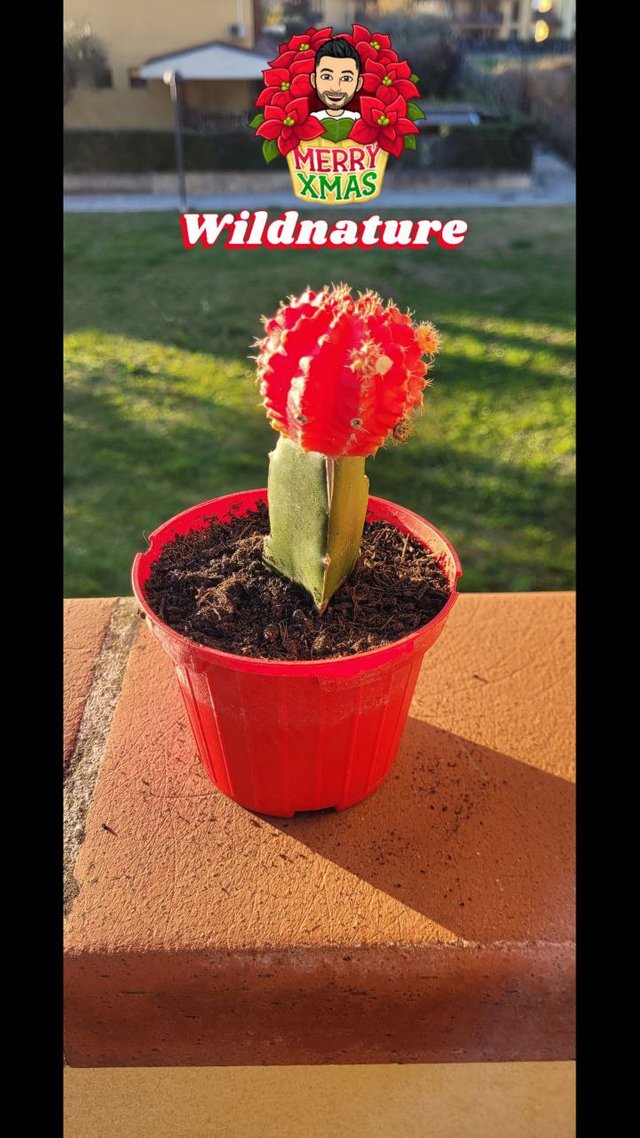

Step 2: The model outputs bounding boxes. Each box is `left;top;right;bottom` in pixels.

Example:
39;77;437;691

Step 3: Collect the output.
255;285;440;611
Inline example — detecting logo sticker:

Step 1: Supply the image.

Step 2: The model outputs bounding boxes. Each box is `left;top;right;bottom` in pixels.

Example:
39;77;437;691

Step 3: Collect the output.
249;23;423;205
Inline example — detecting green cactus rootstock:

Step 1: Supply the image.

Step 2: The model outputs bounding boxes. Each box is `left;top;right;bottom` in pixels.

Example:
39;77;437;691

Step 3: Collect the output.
263;436;369;612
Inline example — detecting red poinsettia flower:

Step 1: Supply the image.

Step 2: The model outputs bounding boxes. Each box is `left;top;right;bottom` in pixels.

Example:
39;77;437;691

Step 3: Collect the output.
255;65;312;108
361;58;419;101
269;26;332;70
255;97;325;157
350;94;418;159
350;23;398;67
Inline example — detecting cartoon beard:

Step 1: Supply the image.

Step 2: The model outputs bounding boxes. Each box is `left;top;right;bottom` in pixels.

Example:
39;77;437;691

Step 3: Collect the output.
319;90;352;109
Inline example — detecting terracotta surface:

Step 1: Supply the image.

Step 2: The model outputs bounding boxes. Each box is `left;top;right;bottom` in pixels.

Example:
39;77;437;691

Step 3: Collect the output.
63;598;117;768
64;1062;576;1138
64;593;575;1066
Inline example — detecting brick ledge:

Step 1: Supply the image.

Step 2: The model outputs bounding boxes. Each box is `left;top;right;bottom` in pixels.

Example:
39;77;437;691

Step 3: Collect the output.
64;593;575;1066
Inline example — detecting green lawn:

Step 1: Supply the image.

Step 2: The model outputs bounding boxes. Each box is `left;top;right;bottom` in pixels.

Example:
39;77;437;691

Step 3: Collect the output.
64;207;575;596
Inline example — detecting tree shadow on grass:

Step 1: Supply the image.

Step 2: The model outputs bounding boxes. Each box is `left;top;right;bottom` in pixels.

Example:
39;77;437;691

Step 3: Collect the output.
64;307;576;379
371;440;574;589
64;380;271;593
266;720;575;945
374;438;574;522
64;380;574;594
64;206;575;358
438;316;575;361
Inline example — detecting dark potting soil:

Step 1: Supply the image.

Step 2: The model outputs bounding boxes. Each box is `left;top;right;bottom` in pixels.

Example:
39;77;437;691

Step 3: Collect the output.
144;501;451;661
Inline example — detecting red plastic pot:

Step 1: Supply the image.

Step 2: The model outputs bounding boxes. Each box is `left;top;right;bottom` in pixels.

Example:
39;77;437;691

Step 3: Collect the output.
132;489;462;817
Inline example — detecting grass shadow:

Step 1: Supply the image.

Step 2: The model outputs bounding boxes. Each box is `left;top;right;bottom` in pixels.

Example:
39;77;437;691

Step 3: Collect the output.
64;378;574;594
64;208;576;355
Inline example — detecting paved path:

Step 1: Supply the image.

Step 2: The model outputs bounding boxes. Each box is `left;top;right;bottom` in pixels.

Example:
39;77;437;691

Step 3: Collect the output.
64;147;574;213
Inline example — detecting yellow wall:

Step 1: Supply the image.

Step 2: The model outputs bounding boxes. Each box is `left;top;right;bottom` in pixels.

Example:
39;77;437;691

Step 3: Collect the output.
64;0;257;130
324;0;359;29
183;79;255;113
65;1062;575;1138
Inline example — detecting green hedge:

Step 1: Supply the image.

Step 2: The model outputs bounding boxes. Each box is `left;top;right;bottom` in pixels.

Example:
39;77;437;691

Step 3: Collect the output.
414;123;533;172
64;123;533;175
64;129;267;173
459;57;575;167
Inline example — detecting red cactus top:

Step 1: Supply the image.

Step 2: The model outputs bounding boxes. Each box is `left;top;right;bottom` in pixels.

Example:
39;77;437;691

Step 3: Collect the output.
255;285;439;458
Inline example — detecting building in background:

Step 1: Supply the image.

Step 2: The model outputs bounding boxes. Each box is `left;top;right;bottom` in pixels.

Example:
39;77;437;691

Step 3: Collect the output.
64;0;575;134
260;3;377;32
409;1;575;43
64;0;269;131
260;2;575;43
530;0;576;42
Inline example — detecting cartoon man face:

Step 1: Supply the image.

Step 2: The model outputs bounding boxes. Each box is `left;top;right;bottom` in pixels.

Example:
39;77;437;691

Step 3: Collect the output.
310;38;364;118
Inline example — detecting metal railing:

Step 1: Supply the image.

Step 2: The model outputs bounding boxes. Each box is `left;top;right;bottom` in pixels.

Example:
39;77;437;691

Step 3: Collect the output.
460;36;575;54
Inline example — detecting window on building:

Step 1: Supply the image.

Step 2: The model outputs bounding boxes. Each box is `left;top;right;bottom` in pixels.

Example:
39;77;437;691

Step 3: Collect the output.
512;1;520;20
129;69;148;89
94;67;113;89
